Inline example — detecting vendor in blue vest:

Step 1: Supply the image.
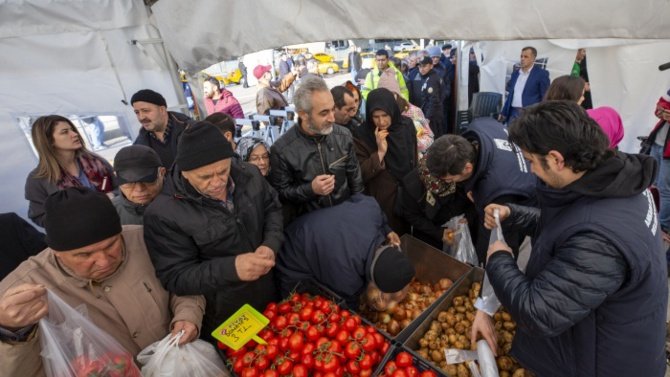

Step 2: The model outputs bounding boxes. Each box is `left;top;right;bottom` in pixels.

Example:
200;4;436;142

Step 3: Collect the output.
477;101;667;377
425;117;536;263
276;194;415;309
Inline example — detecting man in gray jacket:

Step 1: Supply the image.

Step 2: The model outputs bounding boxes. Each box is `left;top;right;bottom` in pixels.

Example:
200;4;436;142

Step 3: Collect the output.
112;145;166;225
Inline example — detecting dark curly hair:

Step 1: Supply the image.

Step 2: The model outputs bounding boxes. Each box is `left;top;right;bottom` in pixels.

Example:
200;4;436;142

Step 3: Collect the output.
425;135;476;177
508;100;613;173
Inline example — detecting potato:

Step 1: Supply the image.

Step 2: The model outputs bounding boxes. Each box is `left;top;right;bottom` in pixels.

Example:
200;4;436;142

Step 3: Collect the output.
444;364;458;376
457;363;470;377
512;369;527;377
431;349;444;362
438;311;449;323
503;321;516;331
497;356;514;371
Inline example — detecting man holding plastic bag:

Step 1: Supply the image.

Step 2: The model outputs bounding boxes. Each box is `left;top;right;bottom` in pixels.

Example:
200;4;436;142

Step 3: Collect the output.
0;188;205;377
477;101;667;377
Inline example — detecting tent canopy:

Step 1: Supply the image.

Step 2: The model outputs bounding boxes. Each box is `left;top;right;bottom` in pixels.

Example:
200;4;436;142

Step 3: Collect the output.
2;0;670;221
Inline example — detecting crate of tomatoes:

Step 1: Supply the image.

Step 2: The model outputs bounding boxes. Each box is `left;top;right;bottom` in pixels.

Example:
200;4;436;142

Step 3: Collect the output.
358;235;472;343
218;286;392;377
375;344;447;377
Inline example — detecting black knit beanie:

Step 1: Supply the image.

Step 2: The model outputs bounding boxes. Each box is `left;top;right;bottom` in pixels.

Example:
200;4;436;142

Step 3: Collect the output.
176;121;234;171
44;187;122;252
130;89;167;107
371;245;415;293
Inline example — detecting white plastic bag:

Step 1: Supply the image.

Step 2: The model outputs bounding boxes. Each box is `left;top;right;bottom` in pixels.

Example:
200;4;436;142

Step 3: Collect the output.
445;340;499;377
443;215;479;266
39;290;142;377
138;331;229;377
475;209;503;315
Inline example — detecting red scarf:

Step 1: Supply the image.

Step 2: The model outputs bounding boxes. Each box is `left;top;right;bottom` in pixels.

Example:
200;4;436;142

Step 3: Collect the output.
57;154;114;193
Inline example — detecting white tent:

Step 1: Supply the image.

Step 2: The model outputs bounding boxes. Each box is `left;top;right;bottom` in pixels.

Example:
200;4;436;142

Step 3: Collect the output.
2;0;670;223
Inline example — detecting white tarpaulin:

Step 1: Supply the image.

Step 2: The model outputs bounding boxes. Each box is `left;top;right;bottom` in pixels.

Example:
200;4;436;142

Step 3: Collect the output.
0;0;183;219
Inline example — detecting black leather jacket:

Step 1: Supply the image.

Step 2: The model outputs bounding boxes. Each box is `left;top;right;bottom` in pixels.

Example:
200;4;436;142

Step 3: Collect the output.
269;123;364;219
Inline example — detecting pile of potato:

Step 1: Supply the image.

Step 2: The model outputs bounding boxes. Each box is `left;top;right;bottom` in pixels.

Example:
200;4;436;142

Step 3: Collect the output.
414;282;530;377
359;278;454;336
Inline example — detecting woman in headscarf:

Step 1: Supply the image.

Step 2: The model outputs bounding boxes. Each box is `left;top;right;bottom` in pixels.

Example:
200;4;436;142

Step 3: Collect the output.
236;136;271;177
25;115;116;227
396;157;476;249
353;88;417;235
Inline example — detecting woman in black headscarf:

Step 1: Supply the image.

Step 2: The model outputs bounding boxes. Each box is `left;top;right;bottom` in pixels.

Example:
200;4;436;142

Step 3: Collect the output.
353;88;417;235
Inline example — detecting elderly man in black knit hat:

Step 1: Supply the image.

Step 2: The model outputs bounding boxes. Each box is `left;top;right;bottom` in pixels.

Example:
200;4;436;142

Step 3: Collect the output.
143;121;284;340
0;188;204;377
131;88;192;168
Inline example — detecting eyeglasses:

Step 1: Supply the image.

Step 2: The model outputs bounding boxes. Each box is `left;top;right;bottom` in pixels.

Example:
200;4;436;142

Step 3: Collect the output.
248;154;270;163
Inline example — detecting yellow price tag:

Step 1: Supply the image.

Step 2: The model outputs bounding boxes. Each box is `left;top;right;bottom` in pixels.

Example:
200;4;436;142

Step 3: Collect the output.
211;304;269;351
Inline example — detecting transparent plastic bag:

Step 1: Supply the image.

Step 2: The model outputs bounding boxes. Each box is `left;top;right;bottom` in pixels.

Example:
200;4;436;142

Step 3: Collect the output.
443;215;479;266
475;209;503;315
39;290;142;377
138;331;229;377
444;340;499;377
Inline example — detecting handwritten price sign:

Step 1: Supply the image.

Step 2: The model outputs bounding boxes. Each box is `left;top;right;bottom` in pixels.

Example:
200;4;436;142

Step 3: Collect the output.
211;304;269;350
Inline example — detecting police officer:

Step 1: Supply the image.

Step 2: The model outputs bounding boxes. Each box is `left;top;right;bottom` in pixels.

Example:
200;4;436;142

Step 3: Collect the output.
415;56;445;138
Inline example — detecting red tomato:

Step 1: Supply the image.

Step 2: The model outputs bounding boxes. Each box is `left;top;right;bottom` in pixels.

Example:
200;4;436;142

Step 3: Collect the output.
321;354;340;372
242;351;255;366
419;371;438;377
276;359;293;375
241;367;258;377
352;326;367;341
360;368;373;377
233;358;245;373
273;315;288;331
263;309;277;320
301;353;315;369
361;333;377;352
343;341;362;359
329;311;341;323
343;317;357;332
292;364;309;377
288;313;301;325
216;341;226;350
255;355;270;370
391;370;408;377
406;366;420;377
305;325;320;341
384;360;398;374
301;342;316;356
359;353;373;370
299;306;314;321
262;370;279;377
325;322;339;338
290;293;302;303
335;329;349;344
278;302;291;314
327;340;341;354
265;302;277;312
265;344;279;359
395;351;413;368
311;309;326;324
346;359;361;374
373;333;386;349
381;341;390;354
316;337;330;349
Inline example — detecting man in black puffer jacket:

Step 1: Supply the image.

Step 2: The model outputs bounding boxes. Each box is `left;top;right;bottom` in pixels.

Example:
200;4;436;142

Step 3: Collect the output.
269;76;363;224
477;101;667;377
144;122;283;339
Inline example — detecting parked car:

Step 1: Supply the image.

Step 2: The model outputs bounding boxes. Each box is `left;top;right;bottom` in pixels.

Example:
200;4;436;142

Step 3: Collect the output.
360;52;375;69
317;61;340;75
393;41;417;52
214;68;243;85
313;52;335;63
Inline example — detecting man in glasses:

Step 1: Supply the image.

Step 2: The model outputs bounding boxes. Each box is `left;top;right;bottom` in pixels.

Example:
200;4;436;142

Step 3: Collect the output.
112;145;166;225
361;49;409;101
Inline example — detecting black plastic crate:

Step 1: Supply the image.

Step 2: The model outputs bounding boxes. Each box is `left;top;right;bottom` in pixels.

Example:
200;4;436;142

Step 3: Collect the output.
373;343;448;376
402;267;486;376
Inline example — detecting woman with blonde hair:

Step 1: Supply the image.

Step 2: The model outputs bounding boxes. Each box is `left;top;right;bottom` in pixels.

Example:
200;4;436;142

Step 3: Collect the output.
25;115;116;226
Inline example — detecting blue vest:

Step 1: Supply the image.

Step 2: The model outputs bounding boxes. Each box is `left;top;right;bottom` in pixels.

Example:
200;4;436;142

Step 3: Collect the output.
514;186;668;377
462;118;536;215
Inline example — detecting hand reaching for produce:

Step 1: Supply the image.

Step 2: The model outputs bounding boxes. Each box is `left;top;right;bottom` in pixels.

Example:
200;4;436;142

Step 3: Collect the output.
470;310;498;356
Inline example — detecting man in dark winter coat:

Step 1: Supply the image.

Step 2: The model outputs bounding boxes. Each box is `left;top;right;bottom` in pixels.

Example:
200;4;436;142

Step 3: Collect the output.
144;122;284;339
478;101;667;377
426;117;536;262
276;194;413;308
131;89;191;168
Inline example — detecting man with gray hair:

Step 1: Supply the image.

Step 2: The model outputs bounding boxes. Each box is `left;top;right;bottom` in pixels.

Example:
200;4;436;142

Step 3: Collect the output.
269;76;363;223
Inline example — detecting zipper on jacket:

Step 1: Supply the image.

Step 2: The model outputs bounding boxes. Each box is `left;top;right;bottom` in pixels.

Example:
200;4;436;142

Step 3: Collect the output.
316;141;333;206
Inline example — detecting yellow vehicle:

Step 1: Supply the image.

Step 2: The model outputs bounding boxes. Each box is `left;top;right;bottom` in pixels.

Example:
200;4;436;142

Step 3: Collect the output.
360;52;375;69
317;61;340;75
313;52;335;63
220;68;243;85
